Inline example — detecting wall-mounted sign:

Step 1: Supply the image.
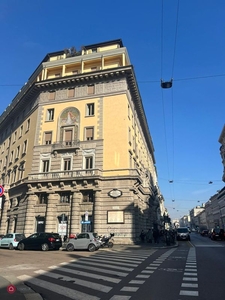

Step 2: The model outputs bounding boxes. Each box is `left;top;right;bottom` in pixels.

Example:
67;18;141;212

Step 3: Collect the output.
107;210;124;224
108;189;122;198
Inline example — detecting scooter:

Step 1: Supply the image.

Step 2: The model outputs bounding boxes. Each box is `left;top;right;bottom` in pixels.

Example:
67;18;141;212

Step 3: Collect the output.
98;233;114;248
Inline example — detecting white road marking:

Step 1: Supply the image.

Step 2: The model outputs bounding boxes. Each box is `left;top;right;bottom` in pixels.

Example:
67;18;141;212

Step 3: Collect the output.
141;270;154;274
109;296;131;300
184;272;197;276
182;283;198;288
35;269;112;293
51;262;128;277
71;259;134;272
120;286;139;292
135;274;150;278
48;266;121;283
17;275;100;300
180;290;199;296
183;277;198;282
129;280;145;284
80;257;138;267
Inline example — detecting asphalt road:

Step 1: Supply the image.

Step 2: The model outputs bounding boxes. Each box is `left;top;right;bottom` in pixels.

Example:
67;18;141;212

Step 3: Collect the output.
0;234;225;300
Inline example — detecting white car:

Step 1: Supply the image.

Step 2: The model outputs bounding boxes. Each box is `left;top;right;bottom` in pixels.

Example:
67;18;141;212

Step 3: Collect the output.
66;232;100;252
0;233;26;249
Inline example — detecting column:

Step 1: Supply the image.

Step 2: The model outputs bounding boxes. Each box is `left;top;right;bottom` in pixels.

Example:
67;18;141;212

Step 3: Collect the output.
70;191;81;235
45;193;58;232
93;190;102;234
0;199;9;235
24;194;37;237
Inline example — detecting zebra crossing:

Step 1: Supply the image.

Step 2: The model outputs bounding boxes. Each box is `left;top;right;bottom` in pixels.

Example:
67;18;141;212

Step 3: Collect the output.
180;248;199;297
17;249;157;300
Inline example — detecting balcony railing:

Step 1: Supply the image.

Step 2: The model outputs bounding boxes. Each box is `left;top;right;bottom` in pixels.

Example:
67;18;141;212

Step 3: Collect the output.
28;169;100;180
52;140;80;151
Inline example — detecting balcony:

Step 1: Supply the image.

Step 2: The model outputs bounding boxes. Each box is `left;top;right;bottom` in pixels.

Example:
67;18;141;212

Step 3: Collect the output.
28;169;101;181
52;140;80;152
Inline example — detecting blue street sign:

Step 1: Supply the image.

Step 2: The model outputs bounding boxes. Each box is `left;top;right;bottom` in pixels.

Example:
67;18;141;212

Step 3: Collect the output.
81;221;91;224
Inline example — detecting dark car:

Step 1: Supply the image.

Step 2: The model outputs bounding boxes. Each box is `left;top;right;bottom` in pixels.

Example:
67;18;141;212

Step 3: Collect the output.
176;227;191;241
200;229;209;236
17;232;62;251
211;228;224;241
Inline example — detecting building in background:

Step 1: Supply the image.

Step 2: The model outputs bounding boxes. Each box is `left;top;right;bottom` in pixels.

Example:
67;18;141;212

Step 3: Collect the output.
0;39;165;243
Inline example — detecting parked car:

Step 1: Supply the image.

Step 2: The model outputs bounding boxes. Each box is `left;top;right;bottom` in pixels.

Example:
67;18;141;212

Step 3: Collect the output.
200;229;209;236
66;232;100;252
17;232;62;251
210;228;225;241
176;227;191;241
0;234;5;240
0;233;26;250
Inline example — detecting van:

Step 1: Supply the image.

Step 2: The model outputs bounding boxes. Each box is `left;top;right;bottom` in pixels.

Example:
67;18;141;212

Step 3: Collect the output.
176;227;191;241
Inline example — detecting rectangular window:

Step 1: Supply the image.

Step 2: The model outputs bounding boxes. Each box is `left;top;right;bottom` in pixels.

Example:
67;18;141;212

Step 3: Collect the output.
26;119;30;131
63;158;71;171
72;70;79;75
55;73;61;78
86;103;95;116
19;125;23;138
47;109;54;121
68;88;75;98
59;192;71;203
49;91;56;100
42;160;49;173
14;131;17;143
10;151;14;164
91;67;97;71
18;163;25;179
64;129;72;145
87;84;95;95
85;156;93;169
82;190;94;203
38;193;48;204
15;146;20;160
85;127;94;141
44;132;52;145
22;140;27;154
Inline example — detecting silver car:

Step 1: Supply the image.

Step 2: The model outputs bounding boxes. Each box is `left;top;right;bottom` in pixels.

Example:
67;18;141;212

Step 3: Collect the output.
66;232;100;252
0;233;26;249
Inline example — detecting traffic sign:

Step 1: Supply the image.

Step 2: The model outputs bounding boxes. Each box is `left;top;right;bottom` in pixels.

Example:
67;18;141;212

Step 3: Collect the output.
0;185;4;196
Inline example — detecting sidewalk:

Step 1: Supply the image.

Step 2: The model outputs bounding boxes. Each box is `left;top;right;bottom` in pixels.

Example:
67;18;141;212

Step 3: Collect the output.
0;275;42;300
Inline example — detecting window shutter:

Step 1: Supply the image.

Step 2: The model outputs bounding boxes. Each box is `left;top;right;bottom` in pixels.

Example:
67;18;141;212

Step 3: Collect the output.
65;130;72;141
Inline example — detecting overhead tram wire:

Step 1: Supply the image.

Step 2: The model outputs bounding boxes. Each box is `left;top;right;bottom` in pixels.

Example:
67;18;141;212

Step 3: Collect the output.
160;0;171;185
160;0;180;201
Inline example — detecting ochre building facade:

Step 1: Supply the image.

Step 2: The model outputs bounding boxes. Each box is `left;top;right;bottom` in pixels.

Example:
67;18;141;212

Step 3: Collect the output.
0;39;165;243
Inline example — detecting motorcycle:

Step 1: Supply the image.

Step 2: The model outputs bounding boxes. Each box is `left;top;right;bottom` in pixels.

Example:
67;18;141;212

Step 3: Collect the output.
98;233;114;248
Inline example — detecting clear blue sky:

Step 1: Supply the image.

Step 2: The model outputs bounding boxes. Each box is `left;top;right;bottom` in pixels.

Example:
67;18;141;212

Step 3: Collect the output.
0;1;224;220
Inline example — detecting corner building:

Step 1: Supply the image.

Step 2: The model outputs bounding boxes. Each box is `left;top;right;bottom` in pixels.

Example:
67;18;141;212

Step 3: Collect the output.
0;39;164;243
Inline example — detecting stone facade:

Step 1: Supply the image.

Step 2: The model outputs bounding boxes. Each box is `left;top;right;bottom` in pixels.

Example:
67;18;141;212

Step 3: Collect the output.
0;40;165;244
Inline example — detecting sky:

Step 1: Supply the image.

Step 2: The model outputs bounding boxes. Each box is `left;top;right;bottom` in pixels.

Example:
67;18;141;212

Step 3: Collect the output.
0;0;224;220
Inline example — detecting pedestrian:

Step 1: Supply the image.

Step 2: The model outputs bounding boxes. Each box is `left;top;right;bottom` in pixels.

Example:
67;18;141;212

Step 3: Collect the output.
146;228;153;243
153;228;159;243
140;230;145;243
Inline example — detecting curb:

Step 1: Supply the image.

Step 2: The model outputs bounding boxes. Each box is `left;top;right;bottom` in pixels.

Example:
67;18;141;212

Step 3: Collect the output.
1;275;43;300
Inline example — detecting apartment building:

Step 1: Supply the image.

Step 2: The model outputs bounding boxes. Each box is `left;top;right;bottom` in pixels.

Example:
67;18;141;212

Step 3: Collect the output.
0;39;164;243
